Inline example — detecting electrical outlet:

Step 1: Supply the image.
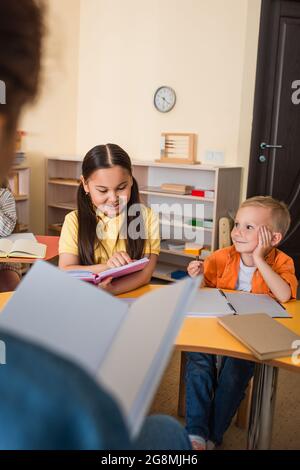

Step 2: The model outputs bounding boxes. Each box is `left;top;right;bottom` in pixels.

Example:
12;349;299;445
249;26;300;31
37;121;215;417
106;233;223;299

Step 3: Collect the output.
204;150;224;164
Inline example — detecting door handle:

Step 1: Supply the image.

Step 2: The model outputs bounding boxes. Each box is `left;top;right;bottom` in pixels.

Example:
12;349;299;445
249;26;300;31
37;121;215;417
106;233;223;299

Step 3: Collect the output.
260;142;283;150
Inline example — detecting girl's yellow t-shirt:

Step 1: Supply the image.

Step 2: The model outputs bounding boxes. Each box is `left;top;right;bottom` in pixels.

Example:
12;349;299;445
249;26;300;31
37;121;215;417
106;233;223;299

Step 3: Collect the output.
59;206;160;263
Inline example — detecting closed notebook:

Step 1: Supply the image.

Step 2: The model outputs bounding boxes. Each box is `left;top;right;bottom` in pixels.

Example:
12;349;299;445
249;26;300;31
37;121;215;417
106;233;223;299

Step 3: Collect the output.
218;313;300;361
0;237;46;259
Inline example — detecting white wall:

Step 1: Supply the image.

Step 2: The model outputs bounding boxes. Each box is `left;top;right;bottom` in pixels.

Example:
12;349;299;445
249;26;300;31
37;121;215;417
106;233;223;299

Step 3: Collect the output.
21;0;80;233
76;0;261;189
22;0;261;233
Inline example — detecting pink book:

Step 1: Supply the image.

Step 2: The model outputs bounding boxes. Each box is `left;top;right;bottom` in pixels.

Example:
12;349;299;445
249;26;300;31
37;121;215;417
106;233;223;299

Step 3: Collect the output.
67;257;150;285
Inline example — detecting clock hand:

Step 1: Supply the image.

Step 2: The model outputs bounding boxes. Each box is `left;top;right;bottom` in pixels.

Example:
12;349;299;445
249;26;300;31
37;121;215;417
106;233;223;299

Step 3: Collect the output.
162;96;171;106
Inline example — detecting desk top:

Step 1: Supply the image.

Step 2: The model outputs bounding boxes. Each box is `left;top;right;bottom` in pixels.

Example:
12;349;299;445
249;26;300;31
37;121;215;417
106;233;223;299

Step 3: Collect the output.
1;284;299;373
120;285;300;372
0;235;59;264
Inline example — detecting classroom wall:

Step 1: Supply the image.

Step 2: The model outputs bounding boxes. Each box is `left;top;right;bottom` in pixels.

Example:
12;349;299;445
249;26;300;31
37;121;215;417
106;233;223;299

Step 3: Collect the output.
76;0;261;197
22;0;261;233
20;0;80;233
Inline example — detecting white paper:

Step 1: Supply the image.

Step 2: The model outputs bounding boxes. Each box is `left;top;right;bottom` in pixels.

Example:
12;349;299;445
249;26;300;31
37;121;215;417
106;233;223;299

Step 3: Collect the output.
187;288;234;317
0;233;37;242
0;261;127;374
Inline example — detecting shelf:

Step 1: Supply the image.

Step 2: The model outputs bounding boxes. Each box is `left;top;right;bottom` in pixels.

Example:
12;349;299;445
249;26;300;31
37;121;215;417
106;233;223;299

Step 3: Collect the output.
140;190;214;202
153;262;189;282
160;219;213;233
14;194;28;201
132;160;221;171
48;224;63;233
48;178;80;187
153;266;176;282
16;224;29;233
48;202;76;211
11;165;29;171
160;247;199;259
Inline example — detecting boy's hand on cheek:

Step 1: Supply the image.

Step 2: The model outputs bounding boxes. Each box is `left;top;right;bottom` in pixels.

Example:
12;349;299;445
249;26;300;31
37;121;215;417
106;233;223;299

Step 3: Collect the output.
253;226;273;263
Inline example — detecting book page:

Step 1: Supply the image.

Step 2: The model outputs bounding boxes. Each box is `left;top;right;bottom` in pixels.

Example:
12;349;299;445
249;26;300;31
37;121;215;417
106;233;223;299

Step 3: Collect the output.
0;261;128;375
9;240;46;258
0;239;13;256
187;288;234;317
98;276;200;437
3;233;37;242
226;292;291;318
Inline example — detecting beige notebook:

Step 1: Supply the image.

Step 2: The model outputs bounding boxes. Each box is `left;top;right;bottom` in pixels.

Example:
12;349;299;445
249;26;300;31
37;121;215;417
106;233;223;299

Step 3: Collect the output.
0;238;46;259
218;313;300;361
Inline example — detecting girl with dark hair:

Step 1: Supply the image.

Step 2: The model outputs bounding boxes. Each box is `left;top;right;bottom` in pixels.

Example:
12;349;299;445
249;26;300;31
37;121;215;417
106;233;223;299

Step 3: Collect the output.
59;144;160;295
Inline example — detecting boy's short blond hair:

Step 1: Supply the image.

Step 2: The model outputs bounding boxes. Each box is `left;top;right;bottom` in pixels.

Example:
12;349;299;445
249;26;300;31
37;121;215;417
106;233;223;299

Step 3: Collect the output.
240;196;291;237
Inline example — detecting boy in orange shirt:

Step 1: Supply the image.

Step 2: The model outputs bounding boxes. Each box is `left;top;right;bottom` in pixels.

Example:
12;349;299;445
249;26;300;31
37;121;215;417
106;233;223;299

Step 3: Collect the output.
186;196;298;450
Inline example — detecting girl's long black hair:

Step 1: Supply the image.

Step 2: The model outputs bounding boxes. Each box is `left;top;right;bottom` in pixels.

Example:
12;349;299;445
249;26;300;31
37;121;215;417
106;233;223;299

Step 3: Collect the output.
77;144;145;265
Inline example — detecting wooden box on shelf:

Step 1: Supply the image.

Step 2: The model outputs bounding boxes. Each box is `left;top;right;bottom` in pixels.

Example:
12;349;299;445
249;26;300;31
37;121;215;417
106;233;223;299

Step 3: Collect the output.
157;133;196;165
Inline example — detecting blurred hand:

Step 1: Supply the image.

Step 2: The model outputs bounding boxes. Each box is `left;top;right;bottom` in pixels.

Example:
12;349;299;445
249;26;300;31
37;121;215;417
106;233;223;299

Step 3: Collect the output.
187;260;204;278
106;251;132;268
98;276;114;292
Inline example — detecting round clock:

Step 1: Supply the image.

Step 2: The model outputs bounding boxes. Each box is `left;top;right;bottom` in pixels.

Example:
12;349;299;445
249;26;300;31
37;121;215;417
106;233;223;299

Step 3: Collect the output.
154;86;176;113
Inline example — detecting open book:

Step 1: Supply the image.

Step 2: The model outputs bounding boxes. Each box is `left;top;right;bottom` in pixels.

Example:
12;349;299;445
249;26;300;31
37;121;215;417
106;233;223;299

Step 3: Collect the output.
188;288;291;319
0;261;199;437
67;257;150;284
0;233;46;259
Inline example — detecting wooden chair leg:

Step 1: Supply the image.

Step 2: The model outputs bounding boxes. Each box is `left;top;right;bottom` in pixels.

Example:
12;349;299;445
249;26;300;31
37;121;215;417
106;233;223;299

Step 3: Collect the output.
177;351;187;417
235;378;253;429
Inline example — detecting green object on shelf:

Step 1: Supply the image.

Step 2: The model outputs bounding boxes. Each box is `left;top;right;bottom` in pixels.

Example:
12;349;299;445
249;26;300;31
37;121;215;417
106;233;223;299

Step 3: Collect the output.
187;219;204;227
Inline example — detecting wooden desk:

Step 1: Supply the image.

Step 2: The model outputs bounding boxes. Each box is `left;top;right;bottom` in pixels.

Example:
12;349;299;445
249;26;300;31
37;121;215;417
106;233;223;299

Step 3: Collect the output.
1;283;299;449
0;235;59;264
120;285;300;449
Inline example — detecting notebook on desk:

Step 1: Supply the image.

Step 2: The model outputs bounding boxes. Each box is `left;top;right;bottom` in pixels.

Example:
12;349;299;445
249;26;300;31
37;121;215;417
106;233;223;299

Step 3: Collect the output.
218;313;300;360
187;288;291;319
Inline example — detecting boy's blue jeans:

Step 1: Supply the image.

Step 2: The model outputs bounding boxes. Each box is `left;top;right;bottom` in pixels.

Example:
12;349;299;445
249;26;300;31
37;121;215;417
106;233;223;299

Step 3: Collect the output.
185;352;255;445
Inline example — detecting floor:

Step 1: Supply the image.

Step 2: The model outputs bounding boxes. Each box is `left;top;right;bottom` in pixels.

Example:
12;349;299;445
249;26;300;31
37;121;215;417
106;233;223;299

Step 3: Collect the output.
149;350;300;450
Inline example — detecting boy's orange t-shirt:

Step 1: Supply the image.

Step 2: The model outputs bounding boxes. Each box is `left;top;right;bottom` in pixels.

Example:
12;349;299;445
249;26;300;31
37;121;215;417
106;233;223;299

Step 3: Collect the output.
203;245;298;299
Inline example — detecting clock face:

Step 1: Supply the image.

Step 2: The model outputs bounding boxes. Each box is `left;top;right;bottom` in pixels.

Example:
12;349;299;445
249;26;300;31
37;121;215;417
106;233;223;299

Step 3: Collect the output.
154;86;176;113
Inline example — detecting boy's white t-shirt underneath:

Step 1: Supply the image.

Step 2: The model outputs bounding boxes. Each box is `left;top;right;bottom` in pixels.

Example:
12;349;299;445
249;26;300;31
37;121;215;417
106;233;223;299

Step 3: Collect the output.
235;259;257;292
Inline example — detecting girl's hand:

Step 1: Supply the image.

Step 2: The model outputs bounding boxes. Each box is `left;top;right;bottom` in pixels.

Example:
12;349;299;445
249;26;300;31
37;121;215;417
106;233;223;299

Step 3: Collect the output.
253;226;273;262
98;276;114;292
187;260;204;278
106;251;132;268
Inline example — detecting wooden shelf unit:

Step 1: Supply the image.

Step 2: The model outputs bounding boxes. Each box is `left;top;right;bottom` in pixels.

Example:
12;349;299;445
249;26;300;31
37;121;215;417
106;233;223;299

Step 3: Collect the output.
8;164;30;232
132;160;242;282
46;157;83;235
46;157;241;282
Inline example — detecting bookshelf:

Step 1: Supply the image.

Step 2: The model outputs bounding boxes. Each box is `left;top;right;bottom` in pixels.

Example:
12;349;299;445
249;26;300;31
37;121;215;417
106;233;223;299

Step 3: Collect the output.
8;164;30;233
46;157;242;282
46;157;82;236
132;161;242;282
